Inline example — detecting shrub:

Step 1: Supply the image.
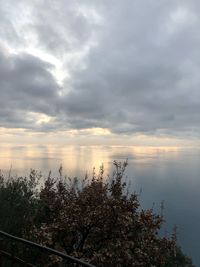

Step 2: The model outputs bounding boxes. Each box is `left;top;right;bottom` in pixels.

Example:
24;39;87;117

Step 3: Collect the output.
0;169;40;236
0;162;195;266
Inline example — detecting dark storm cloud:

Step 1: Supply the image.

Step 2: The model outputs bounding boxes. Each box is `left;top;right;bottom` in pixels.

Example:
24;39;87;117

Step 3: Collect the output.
1;0;200;136
0;47;60;130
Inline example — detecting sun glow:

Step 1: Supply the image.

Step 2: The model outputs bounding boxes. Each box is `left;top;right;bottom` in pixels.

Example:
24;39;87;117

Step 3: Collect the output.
35;114;52;125
67;127;111;136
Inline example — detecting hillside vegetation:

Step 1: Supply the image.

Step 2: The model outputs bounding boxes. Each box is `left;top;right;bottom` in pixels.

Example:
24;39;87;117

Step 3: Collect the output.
0;161;194;266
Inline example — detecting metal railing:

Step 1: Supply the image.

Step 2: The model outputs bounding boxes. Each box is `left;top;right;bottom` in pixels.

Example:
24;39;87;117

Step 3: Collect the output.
0;230;96;267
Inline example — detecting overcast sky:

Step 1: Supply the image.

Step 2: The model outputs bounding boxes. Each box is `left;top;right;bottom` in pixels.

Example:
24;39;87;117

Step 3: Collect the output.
0;0;200;145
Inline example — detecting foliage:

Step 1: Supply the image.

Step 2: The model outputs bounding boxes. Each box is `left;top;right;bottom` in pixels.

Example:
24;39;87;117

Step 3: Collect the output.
163;246;195;267
0;169;40;236
0;162;195;266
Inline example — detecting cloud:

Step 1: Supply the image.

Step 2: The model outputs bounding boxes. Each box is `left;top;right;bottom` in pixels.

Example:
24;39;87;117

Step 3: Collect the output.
0;46;59;130
0;0;200;138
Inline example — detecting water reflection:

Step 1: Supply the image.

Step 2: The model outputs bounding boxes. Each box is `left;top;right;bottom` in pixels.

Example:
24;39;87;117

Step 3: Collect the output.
0;145;181;177
0;145;199;265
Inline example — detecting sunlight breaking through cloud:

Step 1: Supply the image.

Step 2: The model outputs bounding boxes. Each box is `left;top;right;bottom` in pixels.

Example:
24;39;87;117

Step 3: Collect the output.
1;0;200;144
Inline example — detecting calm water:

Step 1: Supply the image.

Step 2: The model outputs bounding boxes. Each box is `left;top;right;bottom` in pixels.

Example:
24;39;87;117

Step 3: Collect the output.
0;145;200;265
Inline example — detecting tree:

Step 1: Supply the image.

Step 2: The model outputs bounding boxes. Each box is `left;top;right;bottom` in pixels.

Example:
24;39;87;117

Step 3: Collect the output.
0;162;194;266
0;169;40;236
29;161;194;266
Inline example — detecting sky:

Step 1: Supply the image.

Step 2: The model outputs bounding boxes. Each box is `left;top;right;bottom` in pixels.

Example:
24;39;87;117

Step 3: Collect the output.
0;0;200;146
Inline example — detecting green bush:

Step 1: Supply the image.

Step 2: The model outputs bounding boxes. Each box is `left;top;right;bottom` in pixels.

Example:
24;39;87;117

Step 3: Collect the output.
0;169;40;236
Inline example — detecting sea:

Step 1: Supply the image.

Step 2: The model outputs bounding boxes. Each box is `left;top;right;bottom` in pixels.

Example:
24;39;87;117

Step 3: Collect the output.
0;145;200;266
